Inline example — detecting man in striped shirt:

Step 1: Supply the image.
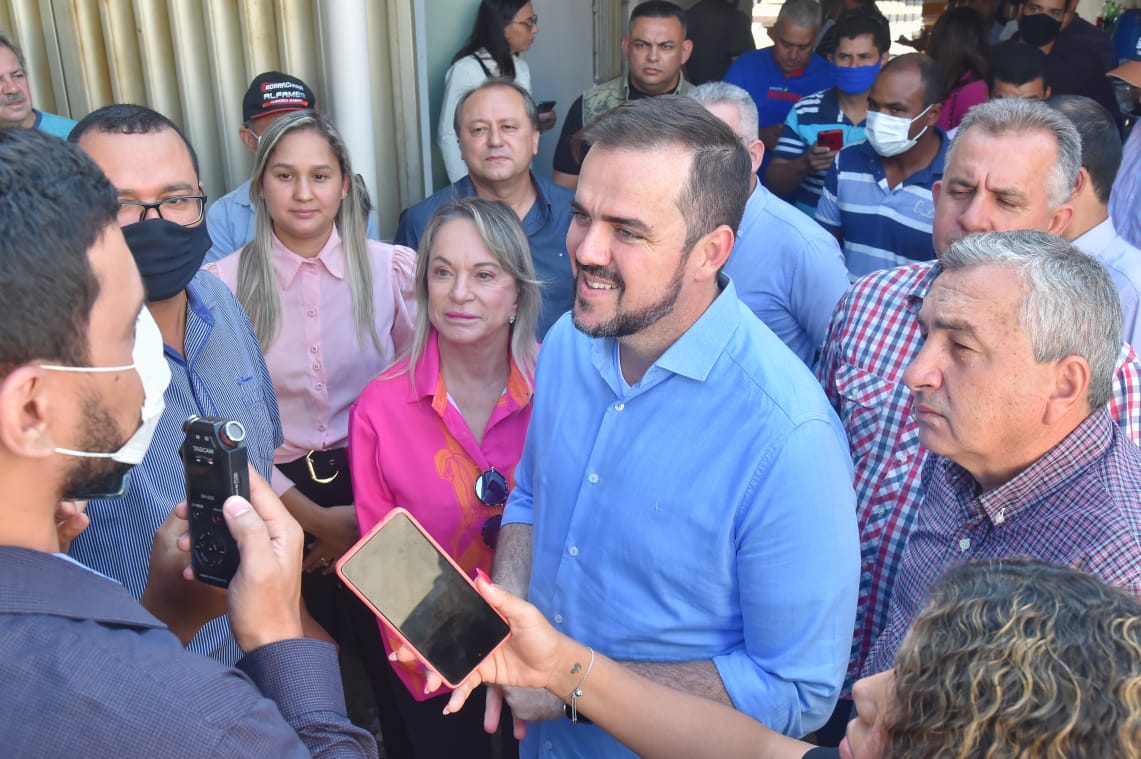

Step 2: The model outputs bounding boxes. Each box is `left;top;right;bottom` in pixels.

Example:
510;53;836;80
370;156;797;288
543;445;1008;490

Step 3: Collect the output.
766;9;889;215
815;53;947;278
67;105;284;665
863;230;1141;675
814;96;1141;741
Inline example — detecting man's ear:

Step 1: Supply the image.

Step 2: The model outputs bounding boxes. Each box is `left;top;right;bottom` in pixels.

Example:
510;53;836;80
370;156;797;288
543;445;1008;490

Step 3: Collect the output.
0;367;59;459
690;225;735;282
681;39;694;65
932;179;942;205
239;126;258;153
1043;355;1091;424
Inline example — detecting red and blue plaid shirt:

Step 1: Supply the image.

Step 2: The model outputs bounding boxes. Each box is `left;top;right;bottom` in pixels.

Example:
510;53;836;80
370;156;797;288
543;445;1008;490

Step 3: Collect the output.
863;409;1141;676
817;260;1141;692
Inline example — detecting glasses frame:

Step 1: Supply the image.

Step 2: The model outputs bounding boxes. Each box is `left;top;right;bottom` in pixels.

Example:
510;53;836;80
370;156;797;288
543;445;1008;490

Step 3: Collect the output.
119;194;208;227
510;14;538;31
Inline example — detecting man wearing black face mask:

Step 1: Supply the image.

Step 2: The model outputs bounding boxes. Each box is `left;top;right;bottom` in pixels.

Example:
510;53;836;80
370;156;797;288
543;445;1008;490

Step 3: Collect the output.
66;105;284;666
1009;0;1123;131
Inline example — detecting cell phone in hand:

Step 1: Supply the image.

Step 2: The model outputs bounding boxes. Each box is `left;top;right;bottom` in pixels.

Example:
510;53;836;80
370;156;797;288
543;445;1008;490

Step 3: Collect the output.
182;416;249;588
817;129;844;151
337;508;511;688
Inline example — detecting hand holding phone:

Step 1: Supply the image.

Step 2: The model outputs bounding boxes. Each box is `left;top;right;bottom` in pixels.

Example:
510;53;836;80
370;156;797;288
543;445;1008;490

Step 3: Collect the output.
338;508;511;687
816;129;844;152
182;415;249;588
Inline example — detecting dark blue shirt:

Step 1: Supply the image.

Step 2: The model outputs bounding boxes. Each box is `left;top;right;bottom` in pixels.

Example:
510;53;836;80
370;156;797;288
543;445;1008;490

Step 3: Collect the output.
0;547;376;757
395;173;575;338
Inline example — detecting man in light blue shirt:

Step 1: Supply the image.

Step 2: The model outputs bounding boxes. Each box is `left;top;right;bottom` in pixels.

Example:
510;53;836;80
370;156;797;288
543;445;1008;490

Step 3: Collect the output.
1050;95;1141;348
0;32;76;139
691;82;849;366
491;96;860;759
68;105;283;665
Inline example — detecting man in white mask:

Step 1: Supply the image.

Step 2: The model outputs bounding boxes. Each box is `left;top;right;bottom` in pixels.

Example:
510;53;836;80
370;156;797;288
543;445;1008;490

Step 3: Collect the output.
0;127;376;756
816;53;947;278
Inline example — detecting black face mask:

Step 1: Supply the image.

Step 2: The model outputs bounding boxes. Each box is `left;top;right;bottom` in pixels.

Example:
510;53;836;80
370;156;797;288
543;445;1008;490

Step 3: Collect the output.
122;219;212;302
1019;13;1061;47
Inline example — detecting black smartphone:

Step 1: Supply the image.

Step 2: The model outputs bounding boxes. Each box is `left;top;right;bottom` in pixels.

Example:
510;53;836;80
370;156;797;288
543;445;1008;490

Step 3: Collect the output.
337;508;511;687
181;415;249;588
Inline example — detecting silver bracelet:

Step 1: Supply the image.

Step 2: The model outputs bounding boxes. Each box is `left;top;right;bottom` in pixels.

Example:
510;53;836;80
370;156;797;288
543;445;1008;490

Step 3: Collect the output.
566;647;596;724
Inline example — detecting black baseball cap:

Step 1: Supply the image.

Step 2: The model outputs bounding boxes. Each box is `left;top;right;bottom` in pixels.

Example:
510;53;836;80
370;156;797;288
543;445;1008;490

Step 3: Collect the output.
242;71;316;123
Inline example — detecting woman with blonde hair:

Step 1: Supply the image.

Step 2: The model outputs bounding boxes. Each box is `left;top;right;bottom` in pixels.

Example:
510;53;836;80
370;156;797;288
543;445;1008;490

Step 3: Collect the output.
350;197;539;758
206;109;415;744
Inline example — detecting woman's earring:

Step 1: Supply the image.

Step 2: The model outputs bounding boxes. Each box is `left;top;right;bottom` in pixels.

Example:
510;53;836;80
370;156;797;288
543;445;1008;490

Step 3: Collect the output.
509;314;516;325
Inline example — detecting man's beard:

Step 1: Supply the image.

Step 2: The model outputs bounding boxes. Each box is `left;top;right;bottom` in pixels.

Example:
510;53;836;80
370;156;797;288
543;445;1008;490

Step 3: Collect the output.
59;392;135;501
572;248;689;339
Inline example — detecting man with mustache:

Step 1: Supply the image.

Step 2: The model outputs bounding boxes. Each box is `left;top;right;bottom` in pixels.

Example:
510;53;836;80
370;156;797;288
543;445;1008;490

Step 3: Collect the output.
815;96;1141;734
863;229;1141;675
0;31;75;138
490;95;860;758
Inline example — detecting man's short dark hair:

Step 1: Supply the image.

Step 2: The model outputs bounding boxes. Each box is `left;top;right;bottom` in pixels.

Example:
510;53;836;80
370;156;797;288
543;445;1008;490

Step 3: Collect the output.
0;129;117;376
1047;95;1123;206
630;0;687;36
574;95;751;251
988;42;1050;93
834;8;891;57
881;53;945;108
69;104;201;178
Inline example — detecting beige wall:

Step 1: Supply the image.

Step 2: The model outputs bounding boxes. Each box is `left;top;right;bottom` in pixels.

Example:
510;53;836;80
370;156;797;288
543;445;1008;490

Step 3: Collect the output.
0;0;421;240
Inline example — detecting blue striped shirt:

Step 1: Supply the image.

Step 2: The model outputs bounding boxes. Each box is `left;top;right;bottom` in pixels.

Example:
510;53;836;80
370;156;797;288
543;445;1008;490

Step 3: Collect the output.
771;87;866;215
815;132;947;278
69;270;283;665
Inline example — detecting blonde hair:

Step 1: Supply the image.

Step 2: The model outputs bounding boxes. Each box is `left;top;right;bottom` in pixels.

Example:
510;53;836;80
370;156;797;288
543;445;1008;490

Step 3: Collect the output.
238;111;380;352
408;198;539;390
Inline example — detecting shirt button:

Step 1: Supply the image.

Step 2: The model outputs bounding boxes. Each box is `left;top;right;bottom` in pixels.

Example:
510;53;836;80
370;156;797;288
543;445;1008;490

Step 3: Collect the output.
614;403;625;412
959;537;971;551
315;382;325;391
895;451;909;462
312;363;320;370
317;424;327;432
310;345;318;353
588;473;599;484
545;741;553;750
307;308;316;317
553;614;563;624
569;546;579;557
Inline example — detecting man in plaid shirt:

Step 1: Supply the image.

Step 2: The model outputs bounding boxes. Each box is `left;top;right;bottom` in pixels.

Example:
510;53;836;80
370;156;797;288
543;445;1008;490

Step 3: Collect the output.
815;98;1141;727
864;230;1141;675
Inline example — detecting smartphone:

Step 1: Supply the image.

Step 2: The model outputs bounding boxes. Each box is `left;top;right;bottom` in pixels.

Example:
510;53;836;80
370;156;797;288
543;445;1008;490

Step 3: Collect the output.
337;508;511;688
817;129;844;151
537;100;556;112
181;415;248;588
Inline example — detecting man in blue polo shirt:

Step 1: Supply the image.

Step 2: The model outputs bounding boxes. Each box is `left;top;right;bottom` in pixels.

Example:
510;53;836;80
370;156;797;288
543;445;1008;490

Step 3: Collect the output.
816;53;947;277
396;79;574;338
725;0;834;176
766;9;890;215
691;81;849;366
0;32;76;139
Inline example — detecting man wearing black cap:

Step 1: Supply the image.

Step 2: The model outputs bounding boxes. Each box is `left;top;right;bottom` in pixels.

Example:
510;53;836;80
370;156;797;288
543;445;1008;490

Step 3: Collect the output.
203;72;381;262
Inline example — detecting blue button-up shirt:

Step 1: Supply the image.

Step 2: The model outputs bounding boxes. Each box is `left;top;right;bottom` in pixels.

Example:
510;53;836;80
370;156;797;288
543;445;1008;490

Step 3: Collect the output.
505;279;860;757
205;179;381;262
729;182;850;365
395;173;575;339
1074;217;1141;350
69;270;283;664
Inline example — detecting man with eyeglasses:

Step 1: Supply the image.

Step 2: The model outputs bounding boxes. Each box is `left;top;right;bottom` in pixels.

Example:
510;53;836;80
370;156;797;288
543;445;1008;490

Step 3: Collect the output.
203;71;381;262
66;104;284;666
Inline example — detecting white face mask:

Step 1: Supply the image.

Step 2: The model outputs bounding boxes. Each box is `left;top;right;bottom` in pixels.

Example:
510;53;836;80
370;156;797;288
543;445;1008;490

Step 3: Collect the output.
41;308;171;467
864;104;934;158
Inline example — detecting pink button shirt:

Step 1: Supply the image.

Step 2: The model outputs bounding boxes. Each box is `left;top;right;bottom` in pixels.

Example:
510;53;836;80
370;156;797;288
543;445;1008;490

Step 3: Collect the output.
350;329;534;699
206;227;416;494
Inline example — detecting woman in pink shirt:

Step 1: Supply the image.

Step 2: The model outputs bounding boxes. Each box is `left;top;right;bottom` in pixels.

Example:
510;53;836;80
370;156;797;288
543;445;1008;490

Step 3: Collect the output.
205;110;415;745
350;197;539;759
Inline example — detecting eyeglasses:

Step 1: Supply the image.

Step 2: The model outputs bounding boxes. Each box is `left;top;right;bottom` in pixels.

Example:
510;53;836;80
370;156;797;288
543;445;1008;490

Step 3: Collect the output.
510;14;538;31
475;467;509;549
118;194;207;227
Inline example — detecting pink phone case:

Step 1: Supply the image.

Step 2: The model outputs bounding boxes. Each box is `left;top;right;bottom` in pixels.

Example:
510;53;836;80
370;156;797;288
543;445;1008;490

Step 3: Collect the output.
336;507;511;688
